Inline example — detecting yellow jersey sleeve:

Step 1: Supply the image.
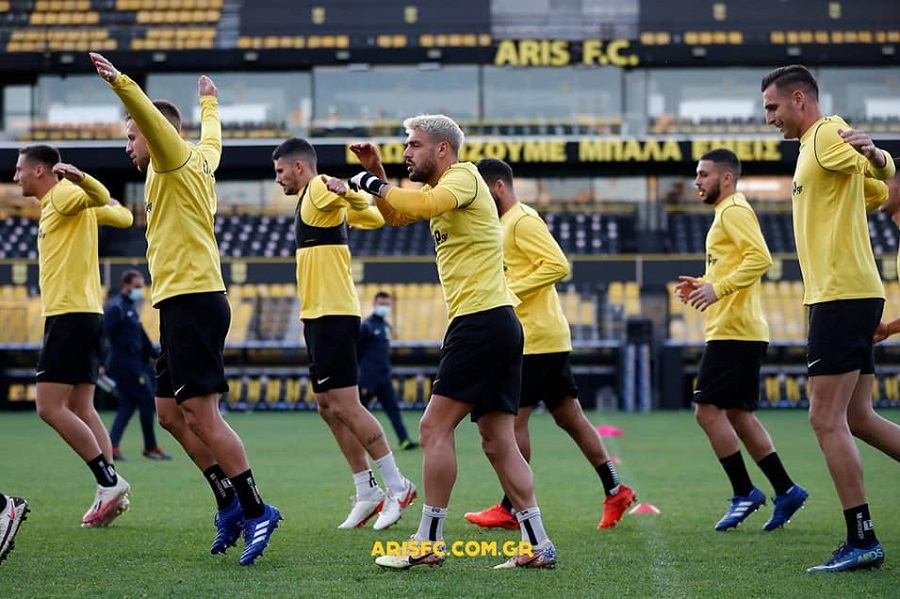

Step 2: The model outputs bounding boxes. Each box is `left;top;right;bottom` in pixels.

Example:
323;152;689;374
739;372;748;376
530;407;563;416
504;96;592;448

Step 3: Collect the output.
864;178;889;211
507;211;570;300
348;206;385;230
381;186;459;221
108;73;190;172
50;173;110;215
95;204;134;228
197;95;222;172
710;204;773;299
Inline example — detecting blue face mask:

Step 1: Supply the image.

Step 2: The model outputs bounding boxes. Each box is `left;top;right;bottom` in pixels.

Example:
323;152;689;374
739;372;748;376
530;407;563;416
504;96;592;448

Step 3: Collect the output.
128;287;144;301
374;305;390;318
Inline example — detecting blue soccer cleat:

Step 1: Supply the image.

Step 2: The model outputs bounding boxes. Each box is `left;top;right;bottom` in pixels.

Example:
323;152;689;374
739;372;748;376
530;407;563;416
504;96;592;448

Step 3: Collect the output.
763;484;809;531
239;504;282;566
806;541;884;573
211;495;243;555
714;487;766;531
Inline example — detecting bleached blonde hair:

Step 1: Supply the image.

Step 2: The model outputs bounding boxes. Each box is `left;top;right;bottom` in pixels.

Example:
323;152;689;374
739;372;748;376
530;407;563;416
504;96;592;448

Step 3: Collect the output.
403;114;465;155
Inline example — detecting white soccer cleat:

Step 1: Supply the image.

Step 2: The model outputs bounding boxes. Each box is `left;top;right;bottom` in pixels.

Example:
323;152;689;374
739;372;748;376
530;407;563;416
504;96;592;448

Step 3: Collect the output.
82;476;131;528
0;495;30;565
373;479;417;531
337;490;385;529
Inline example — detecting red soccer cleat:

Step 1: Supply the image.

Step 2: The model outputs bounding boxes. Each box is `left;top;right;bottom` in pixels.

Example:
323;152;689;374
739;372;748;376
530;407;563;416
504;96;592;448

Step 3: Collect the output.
598;484;637;529
463;503;519;530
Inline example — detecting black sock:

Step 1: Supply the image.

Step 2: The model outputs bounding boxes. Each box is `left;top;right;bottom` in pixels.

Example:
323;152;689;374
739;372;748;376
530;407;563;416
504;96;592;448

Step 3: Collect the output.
203;464;236;510
719;451;754;497
0;494;7;512
500;495;514;513
231;469;265;519
756;452;794;496
595;460;621;495
844;504;878;548
87;454;117;487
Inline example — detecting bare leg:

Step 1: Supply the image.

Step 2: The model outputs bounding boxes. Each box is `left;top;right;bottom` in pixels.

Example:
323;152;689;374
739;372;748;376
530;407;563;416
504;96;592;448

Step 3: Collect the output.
35;382;105;461
847;374;900;461
316;398;369;472
551;397;611;466
477;411;537;512
808;372;866;509
179;394;250;477
727;409;776;462
417;394;471;507
156;397;218;471
695;402;740;458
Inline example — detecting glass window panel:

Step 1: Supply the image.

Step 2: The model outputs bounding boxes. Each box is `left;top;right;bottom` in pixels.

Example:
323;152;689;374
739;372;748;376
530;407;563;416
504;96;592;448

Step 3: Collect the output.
483;66;621;121
816;67;900;123
313;65;479;126
34;75;121;125
3;85;32;136
146;72;311;131
644;67;764;126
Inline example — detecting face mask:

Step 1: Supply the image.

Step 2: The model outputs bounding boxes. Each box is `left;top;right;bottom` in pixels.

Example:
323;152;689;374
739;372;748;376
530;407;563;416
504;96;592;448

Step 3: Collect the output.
128;288;144;301
374;305;390;318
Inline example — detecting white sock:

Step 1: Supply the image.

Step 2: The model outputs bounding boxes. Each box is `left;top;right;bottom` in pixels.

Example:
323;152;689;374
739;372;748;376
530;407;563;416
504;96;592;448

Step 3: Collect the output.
352;469;380;499
415;504;447;541
516;506;550;548
374;452;406;494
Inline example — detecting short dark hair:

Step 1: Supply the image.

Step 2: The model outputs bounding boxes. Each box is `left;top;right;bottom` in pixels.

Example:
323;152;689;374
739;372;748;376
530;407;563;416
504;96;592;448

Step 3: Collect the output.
128;100;182;131
19;145;61;168
475;158;514;186
375;291;391;301
121;269;142;286
760;64;819;101
700;148;741;179
272;137;318;167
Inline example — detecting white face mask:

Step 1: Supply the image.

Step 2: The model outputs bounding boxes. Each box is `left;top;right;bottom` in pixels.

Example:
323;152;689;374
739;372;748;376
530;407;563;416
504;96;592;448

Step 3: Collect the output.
128;287;144;301
374;305;390;318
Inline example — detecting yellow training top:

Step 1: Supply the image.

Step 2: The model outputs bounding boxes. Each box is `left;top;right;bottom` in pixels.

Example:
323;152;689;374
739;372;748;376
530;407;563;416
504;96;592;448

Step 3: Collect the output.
701;193;771;342
38;177;133;316
500;202;572;354
792;115;895;305
108;73;225;306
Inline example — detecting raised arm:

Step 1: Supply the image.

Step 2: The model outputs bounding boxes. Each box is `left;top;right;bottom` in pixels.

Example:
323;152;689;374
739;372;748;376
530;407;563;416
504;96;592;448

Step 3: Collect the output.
89;52;189;172
197;75;222;172
49;163;110;214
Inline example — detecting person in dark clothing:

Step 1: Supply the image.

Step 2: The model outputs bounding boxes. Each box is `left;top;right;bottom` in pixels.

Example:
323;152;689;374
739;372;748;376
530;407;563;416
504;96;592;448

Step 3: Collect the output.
104;270;171;461
358;291;418;450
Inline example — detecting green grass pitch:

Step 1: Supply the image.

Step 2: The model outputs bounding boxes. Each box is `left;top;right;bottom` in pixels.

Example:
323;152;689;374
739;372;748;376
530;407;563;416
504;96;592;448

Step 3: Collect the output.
2;409;899;598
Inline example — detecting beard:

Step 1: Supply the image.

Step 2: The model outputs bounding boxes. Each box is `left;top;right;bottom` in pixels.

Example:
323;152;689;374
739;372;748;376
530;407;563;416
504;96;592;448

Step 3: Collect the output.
408;156;437;183
702;181;721;205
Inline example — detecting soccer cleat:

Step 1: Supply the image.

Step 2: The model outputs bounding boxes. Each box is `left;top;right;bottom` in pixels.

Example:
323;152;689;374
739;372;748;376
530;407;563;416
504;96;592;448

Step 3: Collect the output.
0;496;29;565
464;504;519;530
494;541;558;570
763;484;809;531
142;448;173;461
806;541;884;573
399;439;420;451
598;484;637;529
211;495;243;554
375;539;446;569
714;487;766;531
112;447;126;462
81;476;131;528
337;490;385;529
239;504;282;566
373;479;417;531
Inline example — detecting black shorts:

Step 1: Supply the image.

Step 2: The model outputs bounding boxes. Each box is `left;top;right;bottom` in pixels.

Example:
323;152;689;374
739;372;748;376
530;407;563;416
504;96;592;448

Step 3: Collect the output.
303;315;360;393
694;340;768;410
807;298;883;376
521;352;579;412
432;305;523;422
37;313;102;385
155;292;230;403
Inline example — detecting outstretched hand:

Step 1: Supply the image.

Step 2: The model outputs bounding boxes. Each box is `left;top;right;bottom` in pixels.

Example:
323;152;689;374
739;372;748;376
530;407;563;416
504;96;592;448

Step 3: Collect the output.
674;275;700;304
198;75;218;98
88;52;118;83
52;162;85;183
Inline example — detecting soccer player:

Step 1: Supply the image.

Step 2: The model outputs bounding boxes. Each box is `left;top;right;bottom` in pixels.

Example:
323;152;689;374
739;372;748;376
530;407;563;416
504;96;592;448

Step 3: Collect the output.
14;144;133;528
464;158;636;531
89;52;281;566
761;64;899;572
104;270;171;461
358;291;418;450
675;148;808;532
347;115;557;570
272;137;416;531
0;493;28;565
